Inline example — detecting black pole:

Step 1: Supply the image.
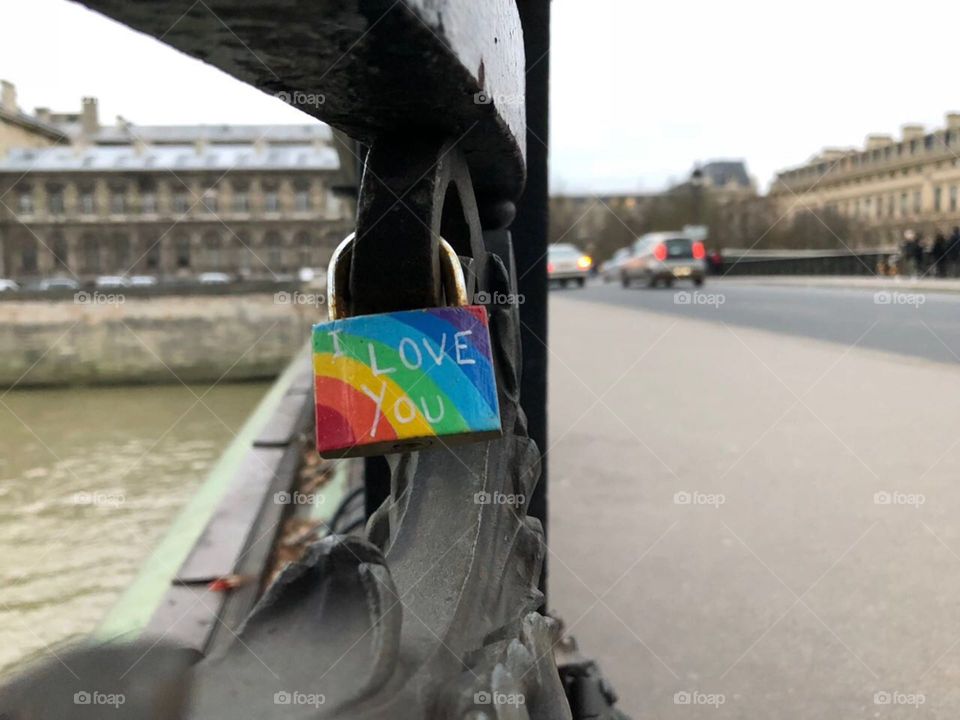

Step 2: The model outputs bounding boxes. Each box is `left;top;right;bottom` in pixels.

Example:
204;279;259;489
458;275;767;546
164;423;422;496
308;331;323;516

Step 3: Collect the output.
513;0;550;600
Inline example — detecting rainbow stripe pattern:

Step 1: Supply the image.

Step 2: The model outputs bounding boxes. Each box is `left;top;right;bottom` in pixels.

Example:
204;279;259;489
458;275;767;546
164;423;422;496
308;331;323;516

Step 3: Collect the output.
312;305;502;457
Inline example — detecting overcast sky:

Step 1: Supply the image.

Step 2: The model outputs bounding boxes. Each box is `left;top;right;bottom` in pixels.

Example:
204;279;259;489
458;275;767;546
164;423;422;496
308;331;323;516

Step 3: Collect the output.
3;0;959;194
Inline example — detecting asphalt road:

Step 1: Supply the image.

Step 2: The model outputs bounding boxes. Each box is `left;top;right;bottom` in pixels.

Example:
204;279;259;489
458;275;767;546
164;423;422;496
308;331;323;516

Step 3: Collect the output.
571;278;960;366
546;279;960;719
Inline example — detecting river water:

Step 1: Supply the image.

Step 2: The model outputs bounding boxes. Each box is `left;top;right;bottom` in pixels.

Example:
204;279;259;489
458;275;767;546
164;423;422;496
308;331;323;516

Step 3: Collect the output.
0;382;269;677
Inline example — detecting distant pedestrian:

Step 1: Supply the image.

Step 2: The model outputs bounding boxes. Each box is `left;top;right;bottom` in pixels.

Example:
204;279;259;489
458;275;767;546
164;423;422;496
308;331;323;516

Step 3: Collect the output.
933;232;948;277
948;226;960;277
903;230;921;277
708;249;723;275
913;233;927;275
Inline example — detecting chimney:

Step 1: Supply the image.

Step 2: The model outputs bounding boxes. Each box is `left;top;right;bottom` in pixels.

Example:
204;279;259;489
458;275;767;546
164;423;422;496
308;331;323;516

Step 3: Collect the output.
902;124;925;142
1;80;16;113
81;96;99;136
947;113;960;131
34;107;51;124
865;134;893;150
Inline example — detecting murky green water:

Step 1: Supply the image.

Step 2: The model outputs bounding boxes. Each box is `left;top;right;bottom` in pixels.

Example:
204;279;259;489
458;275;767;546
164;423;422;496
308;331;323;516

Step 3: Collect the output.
0;382;269;677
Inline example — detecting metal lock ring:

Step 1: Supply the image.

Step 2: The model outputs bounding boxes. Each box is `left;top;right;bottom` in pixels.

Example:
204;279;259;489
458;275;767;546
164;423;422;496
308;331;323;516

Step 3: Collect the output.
326;233;468;320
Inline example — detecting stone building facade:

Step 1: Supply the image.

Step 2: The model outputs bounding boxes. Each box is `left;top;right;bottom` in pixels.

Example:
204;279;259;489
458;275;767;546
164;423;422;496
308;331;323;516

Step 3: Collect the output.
0;83;356;281
771;113;960;246
0;81;67;158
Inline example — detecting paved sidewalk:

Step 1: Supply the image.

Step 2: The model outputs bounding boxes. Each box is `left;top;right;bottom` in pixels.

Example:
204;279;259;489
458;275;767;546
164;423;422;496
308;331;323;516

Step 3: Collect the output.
547;292;960;719
717;274;960;294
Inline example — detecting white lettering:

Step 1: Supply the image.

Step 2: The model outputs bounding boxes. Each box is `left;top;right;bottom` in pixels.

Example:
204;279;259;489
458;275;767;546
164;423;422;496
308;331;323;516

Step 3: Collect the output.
424;334;446;365
398;337;423;369
328;329;345;357
368;343;396;376
393;397;417;424
420;396;445;423
360;382;387;436
454;331;475;365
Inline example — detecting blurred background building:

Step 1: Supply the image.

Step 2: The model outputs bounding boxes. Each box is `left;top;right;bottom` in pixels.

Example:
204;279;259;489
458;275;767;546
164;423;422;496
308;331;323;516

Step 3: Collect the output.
550;160;756;261
770;114;960;247
0;80;356;281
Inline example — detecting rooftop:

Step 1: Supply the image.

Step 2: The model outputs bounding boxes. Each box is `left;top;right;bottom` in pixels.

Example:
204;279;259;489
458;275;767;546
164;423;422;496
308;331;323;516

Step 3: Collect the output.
81;123;333;145
0;143;340;173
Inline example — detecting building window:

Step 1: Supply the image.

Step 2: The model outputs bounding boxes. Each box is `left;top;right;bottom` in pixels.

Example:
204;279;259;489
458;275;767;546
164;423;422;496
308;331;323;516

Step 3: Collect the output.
233;188;249;213
79;188;95;215
264;188;280;213
21;239;38;273
142;193;157;214
935;187;943;213
110;188;126;214
17;188;33;214
900;193;908;216
52;234;69;271
913;191;922;214
47;186;64;215
175;235;191;268
173;192;190;214
202;232;222;269
81;234;99;273
294;183;311;211
145;236;161;271
295;231;313;266
111;233;130;271
265;231;283;270
201;190;218;214
951;186;959;212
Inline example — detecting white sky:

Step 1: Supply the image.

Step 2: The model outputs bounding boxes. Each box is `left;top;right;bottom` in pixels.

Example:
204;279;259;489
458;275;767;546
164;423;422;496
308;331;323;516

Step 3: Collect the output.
2;0;958;193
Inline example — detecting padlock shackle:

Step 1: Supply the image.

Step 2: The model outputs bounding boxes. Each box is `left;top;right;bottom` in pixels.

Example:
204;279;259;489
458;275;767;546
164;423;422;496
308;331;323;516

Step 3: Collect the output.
327;233;468;321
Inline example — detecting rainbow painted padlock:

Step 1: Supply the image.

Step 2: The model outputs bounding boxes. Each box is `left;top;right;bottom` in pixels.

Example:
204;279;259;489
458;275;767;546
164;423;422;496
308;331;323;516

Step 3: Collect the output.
312;235;502;457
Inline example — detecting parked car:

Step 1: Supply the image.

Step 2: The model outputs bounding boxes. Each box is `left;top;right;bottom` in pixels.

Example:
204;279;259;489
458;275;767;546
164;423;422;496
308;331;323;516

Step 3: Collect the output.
600;247;631;283
547;244;592;288
129;275;159;287
0;279;19;292
198;272;232;285
38;277;80;291
620;232;706;288
95;275;130;288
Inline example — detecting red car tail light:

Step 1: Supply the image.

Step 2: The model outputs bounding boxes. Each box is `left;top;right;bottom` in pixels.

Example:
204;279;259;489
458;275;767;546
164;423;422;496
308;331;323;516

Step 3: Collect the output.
692;241;706;260
653;243;667;261
547;261;555;273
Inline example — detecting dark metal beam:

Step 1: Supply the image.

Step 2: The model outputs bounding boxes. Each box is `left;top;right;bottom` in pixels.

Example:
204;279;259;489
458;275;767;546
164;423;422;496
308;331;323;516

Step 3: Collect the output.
72;0;527;205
